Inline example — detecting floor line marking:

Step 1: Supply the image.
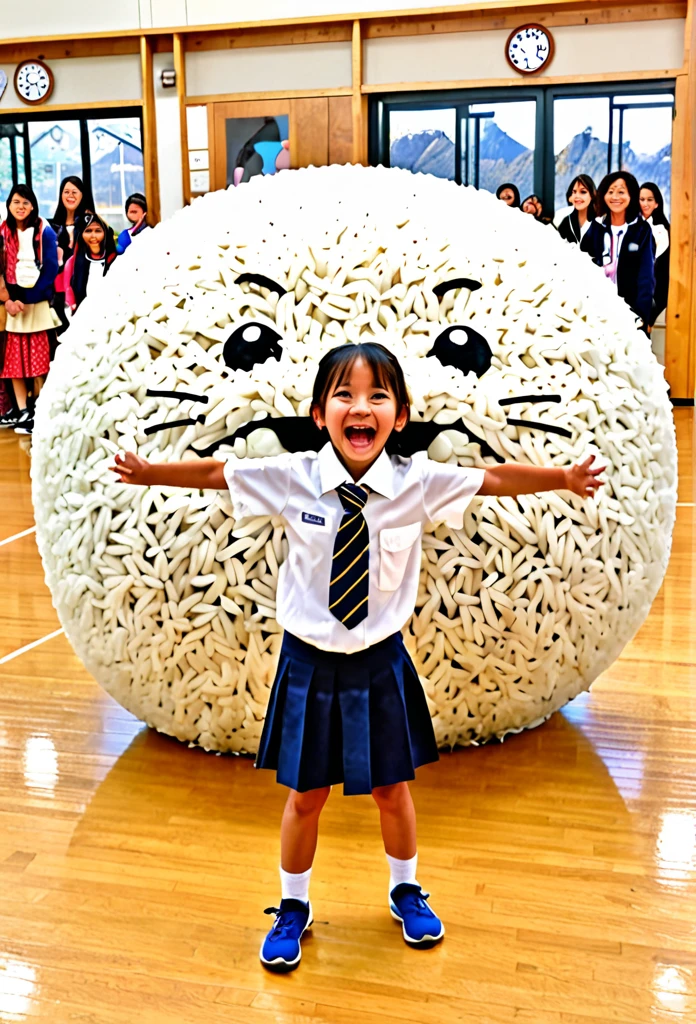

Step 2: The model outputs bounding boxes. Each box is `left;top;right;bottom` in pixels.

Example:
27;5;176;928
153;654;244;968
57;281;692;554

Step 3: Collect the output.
0;525;36;548
0;629;65;666
676;502;695;508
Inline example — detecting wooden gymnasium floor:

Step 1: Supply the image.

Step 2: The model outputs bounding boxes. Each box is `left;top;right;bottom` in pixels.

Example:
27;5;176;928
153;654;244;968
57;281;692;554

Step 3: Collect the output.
0;411;694;1024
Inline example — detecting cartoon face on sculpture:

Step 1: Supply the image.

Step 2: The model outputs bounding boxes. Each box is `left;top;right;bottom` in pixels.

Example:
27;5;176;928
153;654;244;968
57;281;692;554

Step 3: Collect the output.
32;165;676;755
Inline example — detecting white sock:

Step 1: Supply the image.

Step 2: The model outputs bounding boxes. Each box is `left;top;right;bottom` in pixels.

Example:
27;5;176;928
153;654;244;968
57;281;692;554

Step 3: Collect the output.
386;852;418;892
280;866;312;904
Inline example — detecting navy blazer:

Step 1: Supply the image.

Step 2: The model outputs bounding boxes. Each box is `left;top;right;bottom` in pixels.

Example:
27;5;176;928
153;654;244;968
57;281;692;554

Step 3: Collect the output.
580;216;655;324
5;222;59;305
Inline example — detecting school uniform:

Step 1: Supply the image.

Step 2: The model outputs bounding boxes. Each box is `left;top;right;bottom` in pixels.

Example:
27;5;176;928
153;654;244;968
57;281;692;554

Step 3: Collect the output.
223;441;484;795
580;215;655;325
557;209;591;245
644;216;670;325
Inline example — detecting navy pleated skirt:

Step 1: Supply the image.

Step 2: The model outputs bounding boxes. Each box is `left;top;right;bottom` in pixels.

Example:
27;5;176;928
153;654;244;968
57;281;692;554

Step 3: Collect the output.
255;631;439;795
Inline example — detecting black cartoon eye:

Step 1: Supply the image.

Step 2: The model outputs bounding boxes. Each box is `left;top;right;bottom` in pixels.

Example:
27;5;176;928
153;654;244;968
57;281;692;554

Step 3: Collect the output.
427;325;492;378
223;321;283;372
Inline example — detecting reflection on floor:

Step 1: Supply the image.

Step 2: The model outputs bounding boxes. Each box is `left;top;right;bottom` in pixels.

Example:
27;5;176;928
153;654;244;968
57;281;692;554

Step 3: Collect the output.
0;410;694;1024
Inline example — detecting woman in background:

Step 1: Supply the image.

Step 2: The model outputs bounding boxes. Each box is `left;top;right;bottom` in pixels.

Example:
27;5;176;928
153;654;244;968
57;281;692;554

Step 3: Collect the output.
0;184;59;435
639;181;670;327
50;176;95;333
581;171;655;328
495;183;520;208
557;175;596;244
520;194;553;225
116;192;150;255
64;212;117;312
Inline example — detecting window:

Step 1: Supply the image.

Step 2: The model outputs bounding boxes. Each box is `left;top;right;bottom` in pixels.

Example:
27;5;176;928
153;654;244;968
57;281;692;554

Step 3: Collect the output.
371;81;675;217
377;91;542;198
553;89;674;216
0;107;144;231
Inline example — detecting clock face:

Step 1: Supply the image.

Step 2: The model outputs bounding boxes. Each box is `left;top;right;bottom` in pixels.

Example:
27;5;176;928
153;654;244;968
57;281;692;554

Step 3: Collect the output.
15;60;53;104
506;25;553;75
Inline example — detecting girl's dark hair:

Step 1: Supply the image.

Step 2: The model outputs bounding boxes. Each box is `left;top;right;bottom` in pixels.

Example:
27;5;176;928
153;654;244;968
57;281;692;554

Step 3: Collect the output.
125;191;147;215
52;175;95;225
594;171;641;222
495;182;520;207
640;181;670;230
566;174;596;205
5;183;40;232
311;342;411;423
71;212;116;306
521;194;544;219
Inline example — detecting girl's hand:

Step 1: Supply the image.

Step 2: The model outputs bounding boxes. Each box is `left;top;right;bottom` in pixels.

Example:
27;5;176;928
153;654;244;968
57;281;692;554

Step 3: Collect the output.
565;455;605;496
5;299;21;316
109;451;151;485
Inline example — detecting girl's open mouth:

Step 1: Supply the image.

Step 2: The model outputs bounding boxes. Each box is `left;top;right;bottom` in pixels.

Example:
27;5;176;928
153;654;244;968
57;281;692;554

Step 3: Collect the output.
345;425;376;450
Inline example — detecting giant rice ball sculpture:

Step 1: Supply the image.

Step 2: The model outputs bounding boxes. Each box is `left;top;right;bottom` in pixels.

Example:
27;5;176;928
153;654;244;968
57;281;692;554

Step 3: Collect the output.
32;165;677;753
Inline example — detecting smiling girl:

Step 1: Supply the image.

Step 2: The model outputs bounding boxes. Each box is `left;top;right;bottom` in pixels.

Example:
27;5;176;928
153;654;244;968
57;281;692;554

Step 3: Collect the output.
50;176;96;332
64;212;117;312
558;174;596;244
110;341;603;971
581;171;655;328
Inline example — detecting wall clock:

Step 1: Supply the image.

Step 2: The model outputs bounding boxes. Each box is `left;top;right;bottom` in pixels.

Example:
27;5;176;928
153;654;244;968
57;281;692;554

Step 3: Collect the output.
14;59;54;105
505;25;554;75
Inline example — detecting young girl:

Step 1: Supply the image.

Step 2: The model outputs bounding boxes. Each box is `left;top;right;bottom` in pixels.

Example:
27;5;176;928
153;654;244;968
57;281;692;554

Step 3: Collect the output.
0;185;59;435
116;192;150;255
110;341;603;972
50;176;95;334
558;174;596;245
64;212;117;312
581;171;655;329
639;181;670;328
495;182;520;208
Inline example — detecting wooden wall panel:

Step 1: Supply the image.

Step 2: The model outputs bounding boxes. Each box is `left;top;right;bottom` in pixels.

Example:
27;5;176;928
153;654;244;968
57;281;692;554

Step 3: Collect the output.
329;96;353;164
140;36;161;225
290;97;329;168
665;73;693;399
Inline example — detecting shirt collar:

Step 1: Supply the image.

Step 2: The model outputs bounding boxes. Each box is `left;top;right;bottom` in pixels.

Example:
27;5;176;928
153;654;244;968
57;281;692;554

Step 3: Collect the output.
318;442;395;500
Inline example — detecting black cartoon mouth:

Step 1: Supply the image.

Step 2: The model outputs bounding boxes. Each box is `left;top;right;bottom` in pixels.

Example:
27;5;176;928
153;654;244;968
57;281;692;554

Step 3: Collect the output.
190;399;571;463
143;273;570;460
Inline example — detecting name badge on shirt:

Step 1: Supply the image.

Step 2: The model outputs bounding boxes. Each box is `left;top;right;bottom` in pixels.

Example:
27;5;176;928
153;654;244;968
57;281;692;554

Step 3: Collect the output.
302;512;326;526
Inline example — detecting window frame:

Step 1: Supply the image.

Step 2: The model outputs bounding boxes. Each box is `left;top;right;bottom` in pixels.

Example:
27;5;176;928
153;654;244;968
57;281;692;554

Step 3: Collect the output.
369;79;675;214
0;105;143;210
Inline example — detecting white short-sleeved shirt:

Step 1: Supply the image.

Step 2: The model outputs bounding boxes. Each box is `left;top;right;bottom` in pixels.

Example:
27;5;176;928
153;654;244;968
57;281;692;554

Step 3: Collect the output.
223;442;484;653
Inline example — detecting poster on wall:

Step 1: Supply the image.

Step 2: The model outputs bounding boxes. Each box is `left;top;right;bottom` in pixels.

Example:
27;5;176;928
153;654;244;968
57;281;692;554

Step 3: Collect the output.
225;115;290;187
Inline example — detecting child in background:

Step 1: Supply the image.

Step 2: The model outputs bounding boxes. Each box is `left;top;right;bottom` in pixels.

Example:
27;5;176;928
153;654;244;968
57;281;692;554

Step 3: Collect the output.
110;341;603;972
0;184;59;435
116;193;150;255
64;212;117;312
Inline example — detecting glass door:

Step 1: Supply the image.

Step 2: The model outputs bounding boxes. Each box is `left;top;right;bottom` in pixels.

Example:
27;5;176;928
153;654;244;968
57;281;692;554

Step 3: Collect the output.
550;84;674;216
375;88;544;201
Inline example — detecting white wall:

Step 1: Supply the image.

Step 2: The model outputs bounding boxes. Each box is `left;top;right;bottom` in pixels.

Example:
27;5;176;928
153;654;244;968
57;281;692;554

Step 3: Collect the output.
365;20;686;85
185;41;353;97
0;55;141;109
0;0;140;37
0;1;505;35
153;51;184;220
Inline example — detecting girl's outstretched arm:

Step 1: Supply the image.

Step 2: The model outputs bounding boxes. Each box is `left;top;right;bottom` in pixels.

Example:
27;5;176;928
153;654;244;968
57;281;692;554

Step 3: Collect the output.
479;455;604;498
109;452;226;489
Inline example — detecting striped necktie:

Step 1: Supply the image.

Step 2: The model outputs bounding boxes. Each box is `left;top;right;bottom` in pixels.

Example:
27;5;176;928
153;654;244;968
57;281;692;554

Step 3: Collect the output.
329;483;370;629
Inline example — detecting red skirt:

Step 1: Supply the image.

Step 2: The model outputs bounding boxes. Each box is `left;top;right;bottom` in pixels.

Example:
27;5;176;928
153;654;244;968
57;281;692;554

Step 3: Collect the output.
0;331;50;379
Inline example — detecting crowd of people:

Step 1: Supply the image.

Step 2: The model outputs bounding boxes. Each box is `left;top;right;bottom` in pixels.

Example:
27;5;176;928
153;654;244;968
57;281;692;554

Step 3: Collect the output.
0;169;670;438
496;171;670;331
0;178;150;435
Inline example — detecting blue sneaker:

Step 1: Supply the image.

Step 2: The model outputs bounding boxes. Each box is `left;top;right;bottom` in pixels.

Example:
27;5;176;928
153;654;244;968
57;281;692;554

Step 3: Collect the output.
389;883;444;948
259;898;313;972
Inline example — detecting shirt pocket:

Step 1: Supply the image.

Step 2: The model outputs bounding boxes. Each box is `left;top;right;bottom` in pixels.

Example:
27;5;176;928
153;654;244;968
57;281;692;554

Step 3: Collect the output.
378;521;422;592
